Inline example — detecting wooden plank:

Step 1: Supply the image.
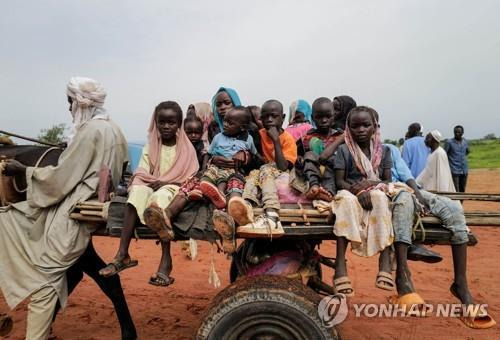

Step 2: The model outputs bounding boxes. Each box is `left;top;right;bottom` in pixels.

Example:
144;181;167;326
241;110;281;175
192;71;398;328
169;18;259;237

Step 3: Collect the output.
79;210;104;217
69;213;105;222
433;192;500;202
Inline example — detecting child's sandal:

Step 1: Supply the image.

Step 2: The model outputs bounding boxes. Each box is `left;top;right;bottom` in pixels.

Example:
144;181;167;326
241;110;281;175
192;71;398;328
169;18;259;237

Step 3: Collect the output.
143;206;174;241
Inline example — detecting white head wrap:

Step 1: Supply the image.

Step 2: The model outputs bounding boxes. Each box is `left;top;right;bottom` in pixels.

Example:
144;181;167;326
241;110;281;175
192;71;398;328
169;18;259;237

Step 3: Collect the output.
66;77;109;143
430;129;442;142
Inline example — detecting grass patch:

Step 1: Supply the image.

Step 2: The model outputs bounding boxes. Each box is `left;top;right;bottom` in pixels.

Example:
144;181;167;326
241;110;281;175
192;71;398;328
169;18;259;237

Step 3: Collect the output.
467;139;500;169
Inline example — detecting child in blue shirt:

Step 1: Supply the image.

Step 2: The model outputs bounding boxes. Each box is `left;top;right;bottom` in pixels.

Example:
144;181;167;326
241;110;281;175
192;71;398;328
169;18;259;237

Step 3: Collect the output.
200;106;257;209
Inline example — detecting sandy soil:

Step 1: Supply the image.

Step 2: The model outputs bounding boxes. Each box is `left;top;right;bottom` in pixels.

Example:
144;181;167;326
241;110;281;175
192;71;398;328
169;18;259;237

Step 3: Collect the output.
1;169;499;339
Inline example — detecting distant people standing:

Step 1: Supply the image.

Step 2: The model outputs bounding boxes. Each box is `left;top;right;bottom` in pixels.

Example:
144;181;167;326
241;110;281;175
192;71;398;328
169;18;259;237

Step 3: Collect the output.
398;137;405;152
444;125;470;192
402;122;430;177
417;130;456;192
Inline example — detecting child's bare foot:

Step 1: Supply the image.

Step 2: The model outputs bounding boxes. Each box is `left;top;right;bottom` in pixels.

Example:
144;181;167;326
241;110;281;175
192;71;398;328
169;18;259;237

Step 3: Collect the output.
306;185;320;200
317;187;333;202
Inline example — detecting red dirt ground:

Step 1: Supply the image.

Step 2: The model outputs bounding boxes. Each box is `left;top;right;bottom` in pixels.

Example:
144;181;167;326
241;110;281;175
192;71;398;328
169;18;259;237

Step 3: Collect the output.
1;169;499;339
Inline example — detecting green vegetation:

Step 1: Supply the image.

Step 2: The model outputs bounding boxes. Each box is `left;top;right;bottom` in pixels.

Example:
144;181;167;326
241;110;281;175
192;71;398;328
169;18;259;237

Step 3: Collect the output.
467;138;500;169
38;124;67;144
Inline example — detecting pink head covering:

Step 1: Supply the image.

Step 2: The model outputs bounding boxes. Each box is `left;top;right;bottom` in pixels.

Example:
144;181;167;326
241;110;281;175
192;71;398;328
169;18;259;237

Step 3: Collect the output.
193;102;213;148
344;106;383;180
131;108;199;187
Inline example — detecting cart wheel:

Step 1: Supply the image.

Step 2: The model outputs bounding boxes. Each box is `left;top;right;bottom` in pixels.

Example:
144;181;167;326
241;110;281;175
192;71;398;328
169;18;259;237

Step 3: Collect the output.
197;275;340;340
229;257;239;283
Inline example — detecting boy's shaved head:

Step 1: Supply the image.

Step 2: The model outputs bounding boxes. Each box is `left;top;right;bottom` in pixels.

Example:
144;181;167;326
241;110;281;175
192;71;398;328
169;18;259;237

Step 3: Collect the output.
223;106;251;137
231;106;251;125
312;97;334;133
262;99;284;113
312;97;332;111
261;99;285;129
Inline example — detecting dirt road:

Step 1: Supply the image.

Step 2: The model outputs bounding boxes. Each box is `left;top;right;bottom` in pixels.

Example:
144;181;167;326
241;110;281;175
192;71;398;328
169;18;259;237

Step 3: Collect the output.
1;169;499;339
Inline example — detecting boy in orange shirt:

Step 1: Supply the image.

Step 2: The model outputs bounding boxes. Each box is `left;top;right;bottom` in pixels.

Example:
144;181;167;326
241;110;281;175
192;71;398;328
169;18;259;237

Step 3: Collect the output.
227;99;297;237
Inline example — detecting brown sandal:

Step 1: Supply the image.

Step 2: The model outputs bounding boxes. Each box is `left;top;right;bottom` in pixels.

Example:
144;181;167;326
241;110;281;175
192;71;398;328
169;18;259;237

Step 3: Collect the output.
144;205;174;241
212;210;236;254
227;196;254;226
376;271;395;291
334;276;354;297
149;272;175;287
98;257;139;277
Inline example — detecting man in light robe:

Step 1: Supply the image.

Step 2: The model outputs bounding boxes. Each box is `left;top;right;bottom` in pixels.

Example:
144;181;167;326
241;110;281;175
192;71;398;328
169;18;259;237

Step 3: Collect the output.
0;77;127;339
416;130;456;192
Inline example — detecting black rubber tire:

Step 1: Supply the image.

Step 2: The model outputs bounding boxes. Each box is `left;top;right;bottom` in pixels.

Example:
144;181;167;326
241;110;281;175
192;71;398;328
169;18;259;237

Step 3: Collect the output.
229;256;239;283
197;275;340;340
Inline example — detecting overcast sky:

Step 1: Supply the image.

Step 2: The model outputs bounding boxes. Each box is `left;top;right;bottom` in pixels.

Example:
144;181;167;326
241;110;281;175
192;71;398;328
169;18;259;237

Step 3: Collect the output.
1;0;499;142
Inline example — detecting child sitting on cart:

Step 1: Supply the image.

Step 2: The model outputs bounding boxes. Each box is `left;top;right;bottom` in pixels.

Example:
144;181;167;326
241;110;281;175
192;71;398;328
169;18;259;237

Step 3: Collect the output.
331;106;394;297
99;101;199;287
199;106;258;209
224;100;298;241
294;97;344;201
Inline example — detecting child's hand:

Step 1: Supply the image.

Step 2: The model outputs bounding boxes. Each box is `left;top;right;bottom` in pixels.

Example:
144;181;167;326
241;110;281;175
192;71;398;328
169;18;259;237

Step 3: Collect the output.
148;180;167;191
357;191;373;210
266;126;280;142
414;190;429;213
232;151;248;168
212;156;235;169
350;180;372;195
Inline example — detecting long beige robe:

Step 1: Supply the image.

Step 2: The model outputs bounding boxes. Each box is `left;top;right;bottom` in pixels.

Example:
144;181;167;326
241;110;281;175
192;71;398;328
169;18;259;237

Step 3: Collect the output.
0;119;127;309
416;146;456;192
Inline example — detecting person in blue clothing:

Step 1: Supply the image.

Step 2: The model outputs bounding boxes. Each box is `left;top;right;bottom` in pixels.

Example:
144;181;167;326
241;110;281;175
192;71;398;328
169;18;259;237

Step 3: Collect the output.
444;125;470;192
380;120;494;327
207;87;242;142
402;122;430;177
200;106;257;210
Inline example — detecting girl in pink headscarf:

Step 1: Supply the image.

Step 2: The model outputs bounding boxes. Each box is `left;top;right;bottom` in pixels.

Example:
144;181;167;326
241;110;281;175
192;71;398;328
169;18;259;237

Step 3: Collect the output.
100;101;198;286
331;106;394;297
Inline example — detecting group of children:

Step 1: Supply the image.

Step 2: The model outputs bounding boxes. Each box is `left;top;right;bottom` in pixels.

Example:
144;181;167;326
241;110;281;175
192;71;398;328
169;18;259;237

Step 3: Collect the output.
99;89;353;285
95;87;495;330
